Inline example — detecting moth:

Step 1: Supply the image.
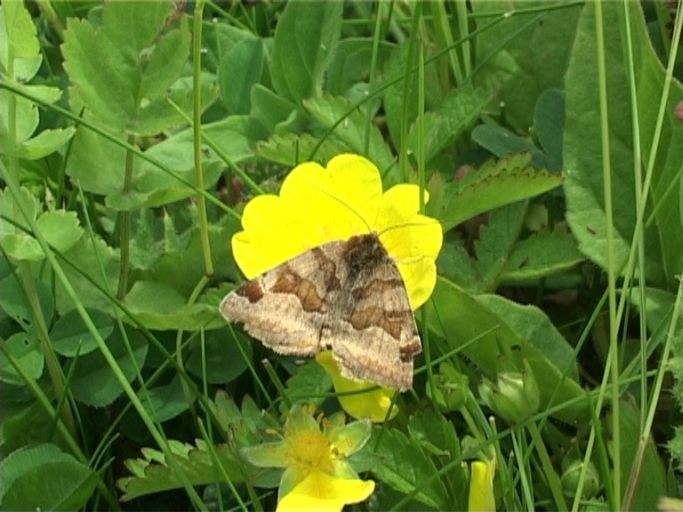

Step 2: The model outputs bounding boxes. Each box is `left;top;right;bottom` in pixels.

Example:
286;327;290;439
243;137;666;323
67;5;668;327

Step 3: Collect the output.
220;232;422;391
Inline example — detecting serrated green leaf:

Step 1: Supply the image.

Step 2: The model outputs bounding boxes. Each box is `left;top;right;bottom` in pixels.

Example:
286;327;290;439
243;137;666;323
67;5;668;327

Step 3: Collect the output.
409;86;491;164
117;441;245;501
0;444;97;511
427;154;562;231
371;428;450;509
256;133;347;167
0;332;44;385
303;95;395;173
425;277;588;423
62;0;189;132
500;230;583;283
284;360;331;406
0;2;41;81
50;309;114;357
69;328;149;407
270;1;343;102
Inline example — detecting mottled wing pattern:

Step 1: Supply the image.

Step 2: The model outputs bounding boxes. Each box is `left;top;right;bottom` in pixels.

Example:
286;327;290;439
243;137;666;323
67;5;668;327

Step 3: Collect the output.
326;245;421;391
220;241;347;355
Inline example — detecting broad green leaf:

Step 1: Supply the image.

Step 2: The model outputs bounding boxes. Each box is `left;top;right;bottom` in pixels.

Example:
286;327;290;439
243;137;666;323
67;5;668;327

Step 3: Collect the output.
425;277;588;423
0;332;43;385
427;153;562;232
500;230;584;283
50;309;114;357
304;95;396;173
256;133;347;167
370;428;450;509
477;294;579;381
409;86;491;164
0;273;54;333
613;401;668;510
0;443;97;511
250;84;299;134
186;329;253;384
117;440;245;501
270;1;343;103
62;0;190;132
564;1;683;285
69;328;149;407
473;1;581;131
533;88;565;171
0;2;41;81
219;38;263;114
138;376;189;423
0;92;38;146
472;122;548;168
14;127;76;160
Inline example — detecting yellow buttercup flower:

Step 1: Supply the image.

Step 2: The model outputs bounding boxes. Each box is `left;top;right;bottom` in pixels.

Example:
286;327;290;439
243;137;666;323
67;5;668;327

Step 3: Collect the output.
241;406;374;512
231;153;442;418
232;153;442;310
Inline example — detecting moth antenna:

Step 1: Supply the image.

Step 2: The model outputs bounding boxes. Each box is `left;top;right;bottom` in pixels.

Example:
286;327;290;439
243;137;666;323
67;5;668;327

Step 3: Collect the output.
376;220;440;238
309;182;374;234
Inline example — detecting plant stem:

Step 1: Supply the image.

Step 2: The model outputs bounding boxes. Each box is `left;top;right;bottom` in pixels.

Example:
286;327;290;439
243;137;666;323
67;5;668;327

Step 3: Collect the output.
527;420;568;511
116;134;136;299
192;0;214;277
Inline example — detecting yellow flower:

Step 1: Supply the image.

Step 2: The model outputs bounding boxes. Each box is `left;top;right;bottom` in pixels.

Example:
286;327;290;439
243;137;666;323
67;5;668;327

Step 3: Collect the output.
468;459;496;511
231;153;442;310
277;470;375;512
231;154;442;413
316;351;398;423
241;406;374;511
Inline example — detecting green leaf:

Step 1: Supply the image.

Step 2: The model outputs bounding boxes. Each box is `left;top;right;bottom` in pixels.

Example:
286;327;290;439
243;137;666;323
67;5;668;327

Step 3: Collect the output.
249;84;299;134
613;401;668;510
473;0;581;131
500;230;584;283
0;273;54;334
370;428;450;509
219;38;263;114
0;332;44;385
117;440;245;501
0;2;41;81
425;277;588;423
472;122;547;168
55;236;120;315
284;360;331;405
303;95;396;173
0;443;97;511
139;376;189;423
50;309;114;357
409;86;491;164
62;1;190;132
69;328;149;407
14;127;76;160
477;294;579;381
427;154;562;232
186;329;252;384
270;0;343;102
564;1;683;285
256;133;347;168
533;88;565;171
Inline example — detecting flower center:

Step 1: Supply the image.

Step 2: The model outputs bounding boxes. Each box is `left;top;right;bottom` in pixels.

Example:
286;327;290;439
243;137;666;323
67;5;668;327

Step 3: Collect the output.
287;430;334;475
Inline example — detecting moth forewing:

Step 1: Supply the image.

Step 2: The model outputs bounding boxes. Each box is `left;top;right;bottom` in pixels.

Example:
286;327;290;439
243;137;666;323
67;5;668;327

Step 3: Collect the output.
220;233;422;390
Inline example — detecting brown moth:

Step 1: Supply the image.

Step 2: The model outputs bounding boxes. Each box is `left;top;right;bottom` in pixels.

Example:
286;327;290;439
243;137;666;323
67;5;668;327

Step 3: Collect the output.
220;232;421;391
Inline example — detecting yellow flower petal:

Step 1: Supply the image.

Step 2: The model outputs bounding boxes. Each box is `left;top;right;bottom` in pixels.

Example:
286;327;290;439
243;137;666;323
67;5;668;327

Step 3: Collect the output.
277;470;375;512
316;351;399;423
468;460;496;512
231;152;443;314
